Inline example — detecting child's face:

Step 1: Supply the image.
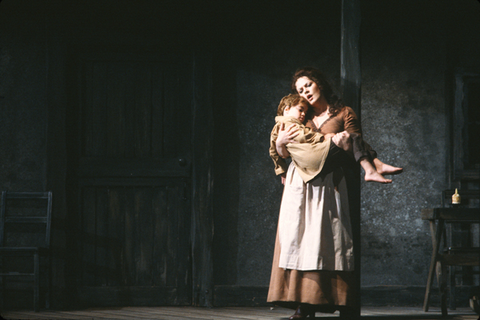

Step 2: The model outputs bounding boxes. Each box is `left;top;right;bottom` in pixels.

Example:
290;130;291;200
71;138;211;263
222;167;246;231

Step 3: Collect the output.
284;103;308;123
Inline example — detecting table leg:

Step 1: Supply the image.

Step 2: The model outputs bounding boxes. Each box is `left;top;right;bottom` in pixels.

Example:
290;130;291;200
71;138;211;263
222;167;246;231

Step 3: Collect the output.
424;220;444;312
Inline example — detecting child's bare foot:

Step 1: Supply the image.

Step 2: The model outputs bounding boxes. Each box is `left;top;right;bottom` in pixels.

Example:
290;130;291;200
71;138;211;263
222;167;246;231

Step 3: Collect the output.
373;158;403;175
364;170;392;184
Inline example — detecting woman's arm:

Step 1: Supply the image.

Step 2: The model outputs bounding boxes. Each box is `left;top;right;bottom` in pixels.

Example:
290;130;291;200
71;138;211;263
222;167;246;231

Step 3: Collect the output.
343;107;362;135
344;106;378;159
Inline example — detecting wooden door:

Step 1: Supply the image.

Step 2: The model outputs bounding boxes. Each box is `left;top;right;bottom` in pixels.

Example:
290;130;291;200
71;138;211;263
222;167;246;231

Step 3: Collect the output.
68;50;193;306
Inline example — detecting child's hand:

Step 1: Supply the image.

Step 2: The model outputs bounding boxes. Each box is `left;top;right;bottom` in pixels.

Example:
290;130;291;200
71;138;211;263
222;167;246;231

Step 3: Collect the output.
276;123;299;158
277;123;299;145
324;133;335;139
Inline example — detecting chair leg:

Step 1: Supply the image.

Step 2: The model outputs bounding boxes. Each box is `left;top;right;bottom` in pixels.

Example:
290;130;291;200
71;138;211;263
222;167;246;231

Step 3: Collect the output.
34;252;39;312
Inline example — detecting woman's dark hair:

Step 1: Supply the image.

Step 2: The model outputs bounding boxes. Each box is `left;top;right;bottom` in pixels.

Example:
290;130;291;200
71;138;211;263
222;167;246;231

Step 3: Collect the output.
291;67;344;116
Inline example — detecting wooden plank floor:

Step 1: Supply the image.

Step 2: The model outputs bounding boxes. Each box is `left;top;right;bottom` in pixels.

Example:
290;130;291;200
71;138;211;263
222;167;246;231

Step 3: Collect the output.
1;306;479;320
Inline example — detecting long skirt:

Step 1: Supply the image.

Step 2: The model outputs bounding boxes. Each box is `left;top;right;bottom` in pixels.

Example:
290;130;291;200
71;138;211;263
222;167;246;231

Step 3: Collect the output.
267;162;357;308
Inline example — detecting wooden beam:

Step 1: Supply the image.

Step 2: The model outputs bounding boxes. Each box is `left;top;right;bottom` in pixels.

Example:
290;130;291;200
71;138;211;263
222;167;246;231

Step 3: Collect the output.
341;0;361;318
191;51;215;307
341;0;361;118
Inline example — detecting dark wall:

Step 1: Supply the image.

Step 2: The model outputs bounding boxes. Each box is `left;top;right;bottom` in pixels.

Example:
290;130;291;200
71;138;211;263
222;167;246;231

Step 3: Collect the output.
0;0;48;192
0;0;479;308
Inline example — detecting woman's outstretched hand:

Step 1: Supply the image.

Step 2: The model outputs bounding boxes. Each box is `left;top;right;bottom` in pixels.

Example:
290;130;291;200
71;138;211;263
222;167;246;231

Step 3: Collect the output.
332;131;352;153
276;123;299;158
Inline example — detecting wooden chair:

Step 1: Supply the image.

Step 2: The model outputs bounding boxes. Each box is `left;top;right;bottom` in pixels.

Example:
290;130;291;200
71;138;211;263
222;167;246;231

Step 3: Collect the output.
423;189;480;317
0;191;53;312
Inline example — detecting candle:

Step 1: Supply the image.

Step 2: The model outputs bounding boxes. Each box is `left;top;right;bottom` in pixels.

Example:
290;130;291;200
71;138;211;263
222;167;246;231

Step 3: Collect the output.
452;188;461;205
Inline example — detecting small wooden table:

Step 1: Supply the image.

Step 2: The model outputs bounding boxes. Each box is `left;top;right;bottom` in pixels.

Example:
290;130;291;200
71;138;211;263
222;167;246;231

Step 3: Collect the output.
422;207;480;316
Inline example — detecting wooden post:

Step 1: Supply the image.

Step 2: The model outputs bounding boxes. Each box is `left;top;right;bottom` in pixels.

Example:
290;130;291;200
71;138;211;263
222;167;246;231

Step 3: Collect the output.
191;51;215;307
341;0;362;118
341;0;361;318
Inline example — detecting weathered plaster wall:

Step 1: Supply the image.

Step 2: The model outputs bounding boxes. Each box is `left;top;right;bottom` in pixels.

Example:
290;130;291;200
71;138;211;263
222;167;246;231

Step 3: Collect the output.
360;1;448;286
359;0;480;289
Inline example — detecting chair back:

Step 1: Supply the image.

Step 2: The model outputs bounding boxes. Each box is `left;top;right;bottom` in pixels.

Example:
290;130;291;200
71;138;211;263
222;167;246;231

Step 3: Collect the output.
0;191;53;249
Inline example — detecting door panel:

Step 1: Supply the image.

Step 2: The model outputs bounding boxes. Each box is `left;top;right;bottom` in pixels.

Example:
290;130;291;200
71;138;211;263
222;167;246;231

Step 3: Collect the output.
79;185;189;286
70;50;192;306
81;59;189;160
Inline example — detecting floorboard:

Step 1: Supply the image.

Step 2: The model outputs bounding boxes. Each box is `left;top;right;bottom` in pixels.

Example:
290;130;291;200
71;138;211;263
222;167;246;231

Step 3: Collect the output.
1;306;478;320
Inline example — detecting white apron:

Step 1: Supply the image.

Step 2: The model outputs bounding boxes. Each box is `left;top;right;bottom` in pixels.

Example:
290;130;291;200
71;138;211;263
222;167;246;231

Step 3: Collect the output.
278;162;354;271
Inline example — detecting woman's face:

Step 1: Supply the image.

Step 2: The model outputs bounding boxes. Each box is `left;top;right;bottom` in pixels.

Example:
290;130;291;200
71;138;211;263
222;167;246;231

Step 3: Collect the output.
295;76;321;106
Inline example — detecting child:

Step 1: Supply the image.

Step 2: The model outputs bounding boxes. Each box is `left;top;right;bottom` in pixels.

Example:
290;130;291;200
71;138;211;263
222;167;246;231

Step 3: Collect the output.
269;94;395;184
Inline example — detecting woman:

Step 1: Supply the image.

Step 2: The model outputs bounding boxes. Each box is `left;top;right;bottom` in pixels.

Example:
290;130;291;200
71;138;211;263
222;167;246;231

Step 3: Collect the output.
267;67;366;319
